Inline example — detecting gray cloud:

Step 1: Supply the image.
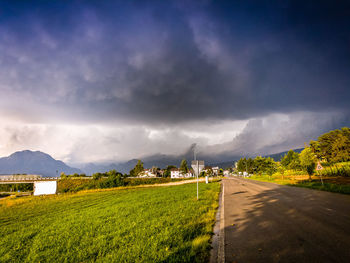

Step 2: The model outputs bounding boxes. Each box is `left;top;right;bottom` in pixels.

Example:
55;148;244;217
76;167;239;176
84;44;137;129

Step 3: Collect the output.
0;1;349;163
0;1;349;126
202;111;350;162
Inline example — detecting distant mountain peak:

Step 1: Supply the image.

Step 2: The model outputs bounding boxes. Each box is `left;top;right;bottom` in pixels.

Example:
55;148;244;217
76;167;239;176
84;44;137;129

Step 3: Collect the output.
0;150;82;177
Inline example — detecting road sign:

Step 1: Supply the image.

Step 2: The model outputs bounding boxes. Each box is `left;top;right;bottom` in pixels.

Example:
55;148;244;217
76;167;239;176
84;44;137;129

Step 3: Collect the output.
191;160;205;175
316;161;324;171
191;160;205;200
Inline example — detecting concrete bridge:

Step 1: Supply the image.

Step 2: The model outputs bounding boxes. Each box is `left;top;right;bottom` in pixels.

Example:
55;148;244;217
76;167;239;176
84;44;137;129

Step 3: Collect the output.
0;175;58;195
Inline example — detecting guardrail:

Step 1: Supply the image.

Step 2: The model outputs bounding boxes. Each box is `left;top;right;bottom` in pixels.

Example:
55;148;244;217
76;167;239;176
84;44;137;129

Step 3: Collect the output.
0;177;59;183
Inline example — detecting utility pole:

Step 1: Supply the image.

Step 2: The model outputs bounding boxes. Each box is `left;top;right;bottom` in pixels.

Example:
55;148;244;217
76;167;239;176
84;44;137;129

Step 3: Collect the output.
191;145;204;201
191;145;205;200
194;146;199;200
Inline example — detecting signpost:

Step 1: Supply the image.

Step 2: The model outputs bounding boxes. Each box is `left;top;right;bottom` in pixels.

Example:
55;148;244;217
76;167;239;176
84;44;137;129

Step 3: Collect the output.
316;161;323;171
316;161;324;186
191;160;205;200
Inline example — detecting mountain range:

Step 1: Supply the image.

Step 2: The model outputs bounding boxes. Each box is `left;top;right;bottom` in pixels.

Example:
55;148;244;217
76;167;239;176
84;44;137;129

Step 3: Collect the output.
0;150;82;177
0;148;304;177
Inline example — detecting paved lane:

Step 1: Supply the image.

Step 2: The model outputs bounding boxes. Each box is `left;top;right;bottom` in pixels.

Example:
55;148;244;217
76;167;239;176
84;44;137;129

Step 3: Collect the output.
222;177;350;263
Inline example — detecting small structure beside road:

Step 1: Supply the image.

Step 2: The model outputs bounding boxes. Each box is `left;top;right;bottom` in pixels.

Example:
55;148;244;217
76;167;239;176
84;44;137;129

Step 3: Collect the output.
0;174;58;195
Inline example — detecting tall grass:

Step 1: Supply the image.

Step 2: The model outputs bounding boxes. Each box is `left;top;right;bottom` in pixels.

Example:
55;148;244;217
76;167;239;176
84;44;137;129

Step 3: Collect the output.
289;181;350;195
317;164;350;177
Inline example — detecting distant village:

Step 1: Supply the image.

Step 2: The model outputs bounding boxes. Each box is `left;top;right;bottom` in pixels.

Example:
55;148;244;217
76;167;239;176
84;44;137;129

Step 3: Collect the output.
138;166;230;178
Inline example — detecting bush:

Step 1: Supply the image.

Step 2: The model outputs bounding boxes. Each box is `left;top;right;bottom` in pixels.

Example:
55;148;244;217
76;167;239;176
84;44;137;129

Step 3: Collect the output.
57;177;188;193
97;175;125;189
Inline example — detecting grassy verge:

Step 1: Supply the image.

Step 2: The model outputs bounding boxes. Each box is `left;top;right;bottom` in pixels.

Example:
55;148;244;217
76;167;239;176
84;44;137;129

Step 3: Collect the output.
248;174;293;185
247;175;350;195
0;182;220;262
289;181;350;194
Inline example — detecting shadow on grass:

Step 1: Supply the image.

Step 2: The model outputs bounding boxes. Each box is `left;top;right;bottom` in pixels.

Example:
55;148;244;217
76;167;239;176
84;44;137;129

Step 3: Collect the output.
288;180;350;195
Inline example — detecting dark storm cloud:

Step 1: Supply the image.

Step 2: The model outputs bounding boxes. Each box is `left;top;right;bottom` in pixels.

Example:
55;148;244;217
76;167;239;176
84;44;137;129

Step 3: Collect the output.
0;0;349;125
201;111;350;163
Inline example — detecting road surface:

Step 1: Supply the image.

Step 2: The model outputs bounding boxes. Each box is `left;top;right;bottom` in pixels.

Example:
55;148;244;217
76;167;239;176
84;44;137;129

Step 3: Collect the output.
221;177;350;263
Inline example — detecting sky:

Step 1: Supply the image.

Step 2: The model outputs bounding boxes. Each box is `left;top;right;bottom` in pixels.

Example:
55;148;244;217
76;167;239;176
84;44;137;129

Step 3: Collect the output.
0;0;349;164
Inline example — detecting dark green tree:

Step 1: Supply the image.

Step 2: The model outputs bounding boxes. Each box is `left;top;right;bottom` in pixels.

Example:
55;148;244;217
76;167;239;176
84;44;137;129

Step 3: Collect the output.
254;156;266;175
237;158;247;172
281;150;301;170
179;159;189;174
129;160;144;177
265;157;277;179
313;127;350;163
300;147;317;181
164;165;176;178
92;172;103;180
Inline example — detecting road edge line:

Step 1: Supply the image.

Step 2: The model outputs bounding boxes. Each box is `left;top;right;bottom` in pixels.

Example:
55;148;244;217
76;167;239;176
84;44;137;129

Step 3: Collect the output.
218;181;225;262
210;180;225;263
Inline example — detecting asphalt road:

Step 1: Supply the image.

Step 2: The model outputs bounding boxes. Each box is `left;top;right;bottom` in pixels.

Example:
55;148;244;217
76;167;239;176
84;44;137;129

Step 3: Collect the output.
222;177;350;263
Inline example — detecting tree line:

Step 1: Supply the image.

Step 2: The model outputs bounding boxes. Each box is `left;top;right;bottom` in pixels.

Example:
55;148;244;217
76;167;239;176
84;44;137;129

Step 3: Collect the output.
236;127;350;179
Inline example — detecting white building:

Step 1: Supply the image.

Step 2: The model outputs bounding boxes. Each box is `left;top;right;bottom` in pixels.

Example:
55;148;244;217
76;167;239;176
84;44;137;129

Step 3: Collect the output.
170;168;180;178
212;167;219;176
170;168;193;178
139;169;157;178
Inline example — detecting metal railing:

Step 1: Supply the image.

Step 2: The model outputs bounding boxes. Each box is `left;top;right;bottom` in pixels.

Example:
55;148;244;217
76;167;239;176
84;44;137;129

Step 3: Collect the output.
0;175;59;183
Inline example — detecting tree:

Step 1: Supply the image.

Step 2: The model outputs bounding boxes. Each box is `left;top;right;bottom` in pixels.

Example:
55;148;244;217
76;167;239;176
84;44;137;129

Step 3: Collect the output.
300;147;317;180
107;169;123;178
246;158;255;174
180;159;189;174
237;157;255;173
277;163;285;181
252;156;277;176
93;172;103;180
265;157;277;179
314;127;350;163
129;160;144;177
206;167;213;177
310;140;321;159
281;150;301;170
164;165;176;178
254;156;266;175
237;158;247;172
218;168;224;176
330;128;350;162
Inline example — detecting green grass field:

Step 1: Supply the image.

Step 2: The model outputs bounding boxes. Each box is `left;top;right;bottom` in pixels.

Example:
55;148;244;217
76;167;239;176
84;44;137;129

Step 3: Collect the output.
0;182;220;263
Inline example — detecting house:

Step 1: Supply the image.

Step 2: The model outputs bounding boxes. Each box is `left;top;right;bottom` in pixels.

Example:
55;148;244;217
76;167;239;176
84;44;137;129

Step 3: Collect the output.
170;168;180;178
138;169;157;178
170;168;193;178
212;166;219;175
203;166;213;176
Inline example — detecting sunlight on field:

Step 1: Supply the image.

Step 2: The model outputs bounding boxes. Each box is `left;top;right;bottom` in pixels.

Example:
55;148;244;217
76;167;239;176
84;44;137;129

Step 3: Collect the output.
0;182;220;262
248;174;350;194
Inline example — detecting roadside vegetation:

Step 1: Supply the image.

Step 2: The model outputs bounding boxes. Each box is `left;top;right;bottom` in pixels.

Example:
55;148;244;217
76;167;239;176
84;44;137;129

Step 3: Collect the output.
235;127;350;194
0;183;33;193
0;182;220;263
58;174;191;193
